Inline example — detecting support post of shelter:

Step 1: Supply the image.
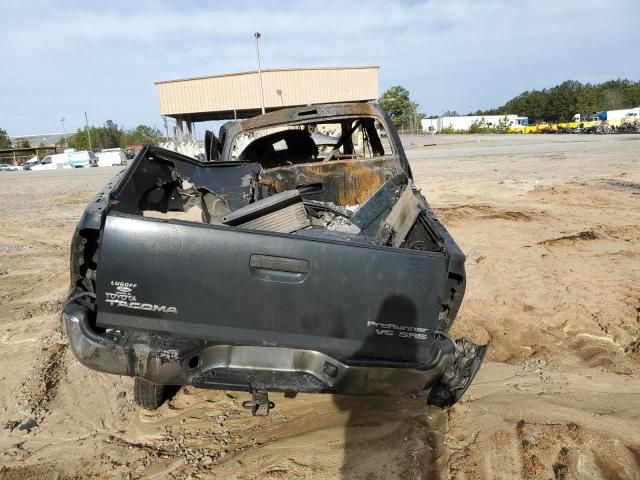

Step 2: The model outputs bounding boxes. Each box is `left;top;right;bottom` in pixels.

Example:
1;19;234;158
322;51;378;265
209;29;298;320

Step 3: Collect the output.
163;116;169;142
176;118;185;145
187;121;193;142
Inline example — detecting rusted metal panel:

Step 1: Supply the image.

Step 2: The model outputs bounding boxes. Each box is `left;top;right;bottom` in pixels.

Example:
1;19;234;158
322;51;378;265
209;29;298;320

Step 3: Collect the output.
235;103;379;132
259;157;401;206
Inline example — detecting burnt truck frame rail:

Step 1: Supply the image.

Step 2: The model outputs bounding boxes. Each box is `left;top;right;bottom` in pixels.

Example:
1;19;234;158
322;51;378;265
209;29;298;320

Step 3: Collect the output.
64;102;486;414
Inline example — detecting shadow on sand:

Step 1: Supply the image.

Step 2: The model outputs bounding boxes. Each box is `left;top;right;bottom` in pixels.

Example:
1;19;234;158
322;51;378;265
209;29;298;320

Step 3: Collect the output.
333;295;448;479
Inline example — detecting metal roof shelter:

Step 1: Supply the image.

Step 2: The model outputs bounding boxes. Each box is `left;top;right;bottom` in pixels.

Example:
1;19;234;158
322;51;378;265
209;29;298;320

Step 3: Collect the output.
155;66;379;141
0;146;58;165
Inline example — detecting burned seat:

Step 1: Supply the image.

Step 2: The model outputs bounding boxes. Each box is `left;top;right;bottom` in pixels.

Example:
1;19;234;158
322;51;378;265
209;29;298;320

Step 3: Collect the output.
238;130;318;168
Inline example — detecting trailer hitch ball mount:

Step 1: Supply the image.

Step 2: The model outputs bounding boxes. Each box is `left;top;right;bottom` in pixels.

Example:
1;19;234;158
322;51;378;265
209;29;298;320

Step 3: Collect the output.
242;391;275;416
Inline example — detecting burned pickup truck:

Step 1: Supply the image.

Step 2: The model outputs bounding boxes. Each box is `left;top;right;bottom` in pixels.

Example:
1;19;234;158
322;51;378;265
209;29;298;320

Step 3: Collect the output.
63;103;485;415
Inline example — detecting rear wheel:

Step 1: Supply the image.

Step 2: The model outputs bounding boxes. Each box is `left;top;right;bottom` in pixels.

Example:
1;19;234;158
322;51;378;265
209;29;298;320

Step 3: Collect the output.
133;378;166;410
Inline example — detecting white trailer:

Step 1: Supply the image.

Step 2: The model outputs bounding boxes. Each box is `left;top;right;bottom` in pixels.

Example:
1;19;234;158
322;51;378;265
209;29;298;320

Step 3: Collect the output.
606;107;640;124
422;118;439;132
421;114;527;133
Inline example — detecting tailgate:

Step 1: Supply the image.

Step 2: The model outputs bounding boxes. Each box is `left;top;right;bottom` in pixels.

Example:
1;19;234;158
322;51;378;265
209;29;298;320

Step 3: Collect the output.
96;213;449;363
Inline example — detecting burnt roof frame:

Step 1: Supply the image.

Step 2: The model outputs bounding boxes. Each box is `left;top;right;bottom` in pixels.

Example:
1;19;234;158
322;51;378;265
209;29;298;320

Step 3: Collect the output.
217;102;411;177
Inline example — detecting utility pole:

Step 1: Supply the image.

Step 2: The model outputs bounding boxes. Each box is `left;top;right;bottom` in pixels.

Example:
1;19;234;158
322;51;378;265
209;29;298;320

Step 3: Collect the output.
84;112;92;151
60;117;67;148
254;32;266;114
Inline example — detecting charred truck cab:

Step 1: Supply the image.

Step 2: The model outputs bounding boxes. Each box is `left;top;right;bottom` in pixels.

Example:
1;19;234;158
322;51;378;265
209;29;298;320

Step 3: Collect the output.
64;103;485;415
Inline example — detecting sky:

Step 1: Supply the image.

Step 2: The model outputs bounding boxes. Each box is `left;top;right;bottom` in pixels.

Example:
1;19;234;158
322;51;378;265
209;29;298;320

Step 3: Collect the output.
1;0;639;137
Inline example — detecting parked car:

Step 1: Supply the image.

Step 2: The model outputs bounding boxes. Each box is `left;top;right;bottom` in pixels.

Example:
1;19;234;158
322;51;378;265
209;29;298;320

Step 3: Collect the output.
68;150;97;168
95;148;127;167
31;153;70;170
22;160;39;171
63;103;485;416
0;163;20;171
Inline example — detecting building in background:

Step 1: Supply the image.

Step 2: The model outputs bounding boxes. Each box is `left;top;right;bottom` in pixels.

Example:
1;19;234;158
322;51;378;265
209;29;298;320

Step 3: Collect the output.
155;66;379;143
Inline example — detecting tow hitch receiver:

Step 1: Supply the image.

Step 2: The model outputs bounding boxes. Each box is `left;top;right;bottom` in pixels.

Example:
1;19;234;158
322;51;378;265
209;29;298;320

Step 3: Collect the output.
242;391;275;416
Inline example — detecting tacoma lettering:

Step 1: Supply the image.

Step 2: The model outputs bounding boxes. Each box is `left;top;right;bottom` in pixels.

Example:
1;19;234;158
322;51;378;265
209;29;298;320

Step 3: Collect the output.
105;299;177;314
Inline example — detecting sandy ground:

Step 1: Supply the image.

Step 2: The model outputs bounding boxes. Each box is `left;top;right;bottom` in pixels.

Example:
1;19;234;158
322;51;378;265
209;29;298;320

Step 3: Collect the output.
1;134;639;479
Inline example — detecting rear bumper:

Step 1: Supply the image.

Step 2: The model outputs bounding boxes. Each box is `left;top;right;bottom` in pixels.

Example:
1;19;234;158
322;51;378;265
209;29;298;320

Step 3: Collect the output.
63;301;485;406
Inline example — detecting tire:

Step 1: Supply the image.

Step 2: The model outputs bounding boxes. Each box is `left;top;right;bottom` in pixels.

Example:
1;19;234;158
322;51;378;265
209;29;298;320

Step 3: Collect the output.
134;378;166;410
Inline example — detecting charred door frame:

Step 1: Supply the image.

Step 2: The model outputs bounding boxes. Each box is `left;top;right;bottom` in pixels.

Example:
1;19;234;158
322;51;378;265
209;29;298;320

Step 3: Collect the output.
217;103;412;177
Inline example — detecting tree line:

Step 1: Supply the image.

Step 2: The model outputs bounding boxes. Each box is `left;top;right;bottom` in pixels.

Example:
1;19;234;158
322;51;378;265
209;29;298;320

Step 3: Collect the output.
65;121;165;150
4;79;639;149
476;79;640;123
0;122;165;151
378;86;425;132
0;128;11;149
377;79;640;129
